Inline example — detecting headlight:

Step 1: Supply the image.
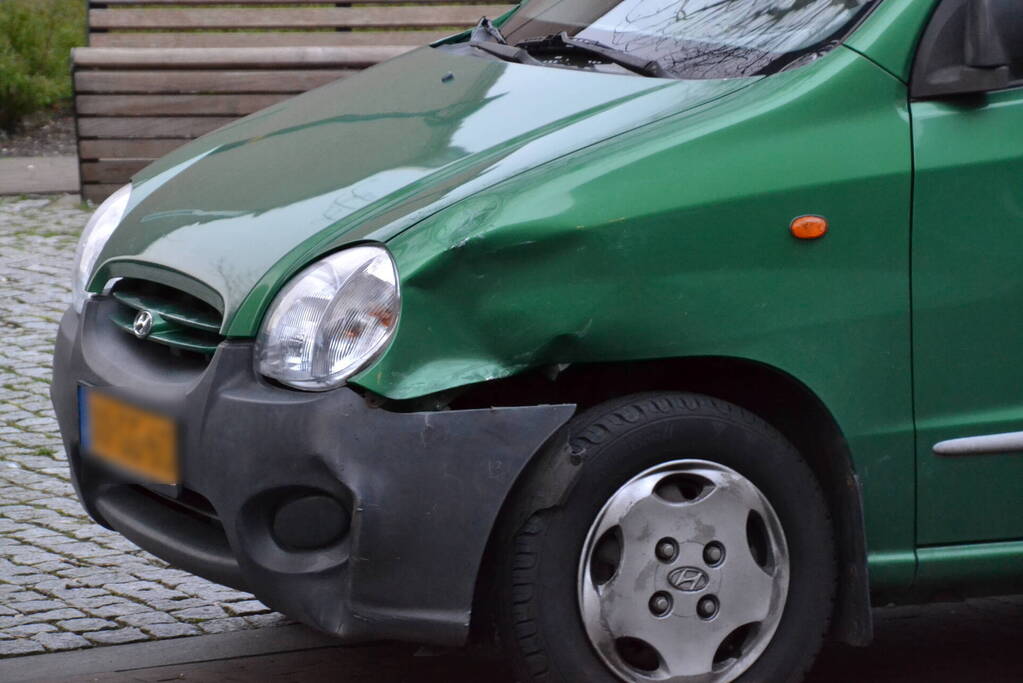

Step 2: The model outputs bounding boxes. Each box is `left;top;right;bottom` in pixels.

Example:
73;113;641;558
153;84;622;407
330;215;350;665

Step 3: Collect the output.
72;184;132;313
256;245;400;391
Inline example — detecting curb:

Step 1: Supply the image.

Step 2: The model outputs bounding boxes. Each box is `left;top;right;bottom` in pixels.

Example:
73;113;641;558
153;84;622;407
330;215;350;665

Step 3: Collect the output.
0;157;79;196
0;624;340;682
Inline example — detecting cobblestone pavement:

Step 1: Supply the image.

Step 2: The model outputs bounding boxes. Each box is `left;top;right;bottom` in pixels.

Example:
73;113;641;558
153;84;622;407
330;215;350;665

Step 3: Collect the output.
0;196;284;658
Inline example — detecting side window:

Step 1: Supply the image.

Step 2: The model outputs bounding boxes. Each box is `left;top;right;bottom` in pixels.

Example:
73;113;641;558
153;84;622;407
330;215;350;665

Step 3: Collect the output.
912;0;1023;99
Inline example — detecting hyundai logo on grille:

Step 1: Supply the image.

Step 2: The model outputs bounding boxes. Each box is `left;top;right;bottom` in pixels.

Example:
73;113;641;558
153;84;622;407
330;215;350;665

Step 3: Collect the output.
667;566;709;593
132;310;154;339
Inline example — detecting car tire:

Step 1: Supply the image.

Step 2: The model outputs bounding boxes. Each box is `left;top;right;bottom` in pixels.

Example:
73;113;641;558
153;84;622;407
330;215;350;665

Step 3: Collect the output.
495;392;836;683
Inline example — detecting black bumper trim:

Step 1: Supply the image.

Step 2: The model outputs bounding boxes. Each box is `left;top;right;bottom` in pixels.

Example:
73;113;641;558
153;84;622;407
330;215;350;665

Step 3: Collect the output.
51;300;576;645
95;486;246;592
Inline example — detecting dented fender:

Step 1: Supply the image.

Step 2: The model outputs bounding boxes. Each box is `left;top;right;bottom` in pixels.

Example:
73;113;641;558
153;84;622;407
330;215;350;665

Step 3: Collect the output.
355;46;917;570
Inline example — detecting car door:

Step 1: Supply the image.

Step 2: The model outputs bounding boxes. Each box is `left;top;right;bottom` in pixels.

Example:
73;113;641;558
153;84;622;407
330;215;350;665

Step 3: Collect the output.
912;0;1023;545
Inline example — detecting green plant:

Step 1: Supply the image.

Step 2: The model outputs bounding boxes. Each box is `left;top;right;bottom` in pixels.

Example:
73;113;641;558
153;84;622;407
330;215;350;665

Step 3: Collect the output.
0;0;85;132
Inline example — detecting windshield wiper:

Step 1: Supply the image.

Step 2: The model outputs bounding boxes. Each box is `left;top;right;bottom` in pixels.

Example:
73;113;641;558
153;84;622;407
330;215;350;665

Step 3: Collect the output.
468;17;543;66
470;17;507;45
516;32;668;78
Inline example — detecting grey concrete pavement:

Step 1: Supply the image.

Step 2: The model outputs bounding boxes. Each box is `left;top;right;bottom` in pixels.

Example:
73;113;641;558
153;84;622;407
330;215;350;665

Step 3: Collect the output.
811;595;1023;682
0;158;78;196
1;597;1021;681
0;624;506;682
0;195;283;657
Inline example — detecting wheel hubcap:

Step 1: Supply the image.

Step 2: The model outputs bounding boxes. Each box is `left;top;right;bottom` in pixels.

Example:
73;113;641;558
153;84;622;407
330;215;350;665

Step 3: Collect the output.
578;460;789;682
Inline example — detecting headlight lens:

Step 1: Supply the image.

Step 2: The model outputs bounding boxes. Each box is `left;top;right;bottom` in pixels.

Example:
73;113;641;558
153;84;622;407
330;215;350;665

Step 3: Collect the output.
72;184;132;313
256;245;400;391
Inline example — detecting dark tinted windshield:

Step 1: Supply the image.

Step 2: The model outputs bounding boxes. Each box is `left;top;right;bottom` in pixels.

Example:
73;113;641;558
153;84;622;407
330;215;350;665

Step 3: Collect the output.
498;0;879;78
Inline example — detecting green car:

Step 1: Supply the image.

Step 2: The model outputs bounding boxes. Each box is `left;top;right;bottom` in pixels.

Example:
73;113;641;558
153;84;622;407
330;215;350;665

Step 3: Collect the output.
50;0;1023;680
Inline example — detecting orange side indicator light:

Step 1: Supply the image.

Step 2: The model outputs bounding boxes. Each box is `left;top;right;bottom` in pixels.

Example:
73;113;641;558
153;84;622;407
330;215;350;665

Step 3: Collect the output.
790;215;828;240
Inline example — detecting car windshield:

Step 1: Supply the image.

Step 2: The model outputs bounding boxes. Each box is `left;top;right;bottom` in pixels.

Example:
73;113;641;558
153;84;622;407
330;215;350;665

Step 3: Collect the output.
496;0;879;78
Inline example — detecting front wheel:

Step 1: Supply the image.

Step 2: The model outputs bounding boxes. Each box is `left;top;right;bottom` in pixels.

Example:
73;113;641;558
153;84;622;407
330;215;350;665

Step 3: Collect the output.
496;392;836;683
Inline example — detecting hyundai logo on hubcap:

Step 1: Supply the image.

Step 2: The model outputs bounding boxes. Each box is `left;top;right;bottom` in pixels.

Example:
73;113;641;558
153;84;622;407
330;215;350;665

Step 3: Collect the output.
132;310;154;339
667;566;709;592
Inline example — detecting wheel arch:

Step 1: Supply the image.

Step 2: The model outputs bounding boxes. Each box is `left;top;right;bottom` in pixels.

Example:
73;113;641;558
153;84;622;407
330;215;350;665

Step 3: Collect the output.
464;356;872;648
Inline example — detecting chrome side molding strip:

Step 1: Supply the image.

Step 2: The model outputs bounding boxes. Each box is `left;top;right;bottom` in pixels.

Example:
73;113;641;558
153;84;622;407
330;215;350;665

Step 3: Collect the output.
933;431;1023;456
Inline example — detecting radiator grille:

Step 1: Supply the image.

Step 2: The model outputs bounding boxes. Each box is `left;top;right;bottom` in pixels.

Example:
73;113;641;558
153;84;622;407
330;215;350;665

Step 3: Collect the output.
109;279;223;356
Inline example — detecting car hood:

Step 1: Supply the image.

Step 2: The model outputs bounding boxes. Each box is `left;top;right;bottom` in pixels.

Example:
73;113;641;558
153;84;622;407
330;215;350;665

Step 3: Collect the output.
95;46;758;335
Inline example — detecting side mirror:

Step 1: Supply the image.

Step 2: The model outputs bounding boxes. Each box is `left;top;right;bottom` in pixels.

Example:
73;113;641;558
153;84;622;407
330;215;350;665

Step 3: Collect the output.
965;0;1023;69
912;0;1023;99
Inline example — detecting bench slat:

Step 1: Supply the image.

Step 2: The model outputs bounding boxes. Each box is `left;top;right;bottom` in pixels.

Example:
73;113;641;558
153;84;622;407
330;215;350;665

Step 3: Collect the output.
74;46;411;69
76;70;352;94
77;94;289;117
79;117;238;139
91;7;510;30
81;160;151;184
80;139;186;160
90;31;447;48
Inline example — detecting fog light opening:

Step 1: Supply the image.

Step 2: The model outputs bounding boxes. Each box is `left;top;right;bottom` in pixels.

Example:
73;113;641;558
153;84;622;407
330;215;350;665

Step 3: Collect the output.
271;494;350;551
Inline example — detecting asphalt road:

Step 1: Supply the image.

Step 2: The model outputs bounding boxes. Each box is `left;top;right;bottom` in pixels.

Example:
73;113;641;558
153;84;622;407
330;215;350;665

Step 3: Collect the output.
2;595;1020;682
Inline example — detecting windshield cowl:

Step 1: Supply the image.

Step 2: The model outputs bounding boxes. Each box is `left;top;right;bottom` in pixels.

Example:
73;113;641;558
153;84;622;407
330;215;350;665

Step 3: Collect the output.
452;0;880;79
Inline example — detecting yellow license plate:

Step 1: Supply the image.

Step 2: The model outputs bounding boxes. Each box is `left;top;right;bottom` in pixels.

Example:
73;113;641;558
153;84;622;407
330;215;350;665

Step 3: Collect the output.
81;389;178;485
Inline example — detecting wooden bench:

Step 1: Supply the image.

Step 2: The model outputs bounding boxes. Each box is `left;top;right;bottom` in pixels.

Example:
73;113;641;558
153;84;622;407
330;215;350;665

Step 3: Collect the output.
73;1;514;202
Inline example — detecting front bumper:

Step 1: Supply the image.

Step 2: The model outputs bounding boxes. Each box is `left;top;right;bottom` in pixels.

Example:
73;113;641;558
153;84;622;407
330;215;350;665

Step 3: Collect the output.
50;298;574;645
